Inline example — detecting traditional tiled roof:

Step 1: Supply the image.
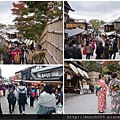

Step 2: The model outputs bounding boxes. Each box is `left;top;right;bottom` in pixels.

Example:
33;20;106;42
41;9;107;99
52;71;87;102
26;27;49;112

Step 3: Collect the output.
65;27;85;37
64;1;75;12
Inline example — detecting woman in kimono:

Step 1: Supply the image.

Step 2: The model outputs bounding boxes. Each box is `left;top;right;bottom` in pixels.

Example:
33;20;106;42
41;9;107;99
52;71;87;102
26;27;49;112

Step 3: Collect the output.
109;72;120;114
97;73;107;113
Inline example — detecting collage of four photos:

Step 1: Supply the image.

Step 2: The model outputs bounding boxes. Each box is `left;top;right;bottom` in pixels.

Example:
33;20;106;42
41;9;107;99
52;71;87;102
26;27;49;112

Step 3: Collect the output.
0;1;120;119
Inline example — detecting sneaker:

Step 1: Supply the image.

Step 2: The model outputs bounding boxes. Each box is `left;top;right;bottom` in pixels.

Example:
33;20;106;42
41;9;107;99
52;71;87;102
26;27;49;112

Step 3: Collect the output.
22;111;25;115
98;111;104;113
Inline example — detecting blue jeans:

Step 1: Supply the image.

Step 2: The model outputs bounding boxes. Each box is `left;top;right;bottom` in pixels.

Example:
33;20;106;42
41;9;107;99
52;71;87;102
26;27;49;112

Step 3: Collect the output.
86;53;91;59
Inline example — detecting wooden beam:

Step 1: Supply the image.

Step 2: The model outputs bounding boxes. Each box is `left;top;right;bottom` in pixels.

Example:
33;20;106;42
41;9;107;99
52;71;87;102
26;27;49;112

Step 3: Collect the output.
47;40;63;51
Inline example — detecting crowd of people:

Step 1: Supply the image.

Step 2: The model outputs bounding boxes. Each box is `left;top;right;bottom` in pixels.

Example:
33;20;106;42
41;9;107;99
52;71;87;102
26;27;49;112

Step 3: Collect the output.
64;32;119;60
2;41;45;64
0;81;63;117
96;72;120;114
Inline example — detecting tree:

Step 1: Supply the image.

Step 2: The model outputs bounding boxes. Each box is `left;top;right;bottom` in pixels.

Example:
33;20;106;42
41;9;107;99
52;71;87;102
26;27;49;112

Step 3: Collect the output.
102;61;120;74
0;23;6;28
89;19;106;30
11;1;63;41
84;61;103;73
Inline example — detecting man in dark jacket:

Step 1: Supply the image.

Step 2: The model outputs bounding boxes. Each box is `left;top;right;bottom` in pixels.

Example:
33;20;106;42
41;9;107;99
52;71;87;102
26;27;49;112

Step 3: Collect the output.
112;38;118;59
66;36;82;59
17;81;27;114
7;88;16;114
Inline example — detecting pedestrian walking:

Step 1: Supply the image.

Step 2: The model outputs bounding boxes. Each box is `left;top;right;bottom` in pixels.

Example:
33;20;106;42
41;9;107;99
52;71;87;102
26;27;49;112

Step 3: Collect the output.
30;86;36;107
103;41;109;59
97;74;107;113
65;36;82;59
36;87;40;100
3;46;11;64
66;72;71;86
1;84;6;96
37;83;56;118
7;88;16;114
95;41;104;59
84;41;92;59
109;72;120;114
109;40;113;58
112;38;118;59
17;81;27;114
11;48;22;64
90;40;95;56
32;45;45;64
56;88;63;106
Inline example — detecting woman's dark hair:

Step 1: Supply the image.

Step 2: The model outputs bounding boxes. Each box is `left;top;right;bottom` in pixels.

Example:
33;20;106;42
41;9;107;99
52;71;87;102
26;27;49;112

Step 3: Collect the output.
20;81;23;85
98;41;102;46
111;72;118;78
44;83;53;94
86;42;89;46
99;73;104;79
105;41;109;47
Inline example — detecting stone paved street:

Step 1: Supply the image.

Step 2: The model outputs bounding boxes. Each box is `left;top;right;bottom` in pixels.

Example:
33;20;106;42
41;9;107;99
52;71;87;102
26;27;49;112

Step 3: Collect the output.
64;93;111;114
0;94;37;114
0;90;60;115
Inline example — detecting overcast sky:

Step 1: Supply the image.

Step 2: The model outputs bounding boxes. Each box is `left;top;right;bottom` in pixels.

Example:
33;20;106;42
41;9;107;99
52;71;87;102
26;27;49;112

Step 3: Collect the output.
0;1;17;25
0;65;33;79
68;1;120;23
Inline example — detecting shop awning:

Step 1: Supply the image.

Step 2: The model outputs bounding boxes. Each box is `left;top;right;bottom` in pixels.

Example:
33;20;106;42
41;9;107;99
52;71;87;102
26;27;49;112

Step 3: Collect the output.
65;28;85;37
77;68;84;77
24;39;33;46
83;71;89;78
104;31;116;36
69;63;78;74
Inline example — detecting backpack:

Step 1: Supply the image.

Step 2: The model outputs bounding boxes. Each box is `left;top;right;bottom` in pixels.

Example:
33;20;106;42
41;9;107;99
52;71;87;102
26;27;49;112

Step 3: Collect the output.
67;46;76;59
18;87;26;103
91;42;95;49
14;53;20;63
30;90;35;98
7;92;15;104
19;87;25;93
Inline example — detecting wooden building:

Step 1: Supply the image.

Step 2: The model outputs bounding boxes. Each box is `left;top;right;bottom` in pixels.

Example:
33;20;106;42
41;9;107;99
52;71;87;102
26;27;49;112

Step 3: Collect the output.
103;17;120;50
64;61;90;94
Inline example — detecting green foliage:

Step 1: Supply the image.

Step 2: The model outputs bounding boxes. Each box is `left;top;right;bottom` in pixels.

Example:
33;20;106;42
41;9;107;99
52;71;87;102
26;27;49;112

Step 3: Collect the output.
89;19;106;30
102;62;120;74
0;23;6;28
84;61;103;73
11;1;63;41
84;61;120;74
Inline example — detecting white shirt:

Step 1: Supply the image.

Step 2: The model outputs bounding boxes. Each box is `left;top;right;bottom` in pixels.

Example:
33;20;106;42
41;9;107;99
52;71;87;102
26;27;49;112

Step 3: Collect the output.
38;91;56;109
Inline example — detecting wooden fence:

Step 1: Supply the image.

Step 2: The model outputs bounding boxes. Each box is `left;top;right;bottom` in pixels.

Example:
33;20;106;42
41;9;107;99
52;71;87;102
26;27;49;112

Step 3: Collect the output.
38;15;63;64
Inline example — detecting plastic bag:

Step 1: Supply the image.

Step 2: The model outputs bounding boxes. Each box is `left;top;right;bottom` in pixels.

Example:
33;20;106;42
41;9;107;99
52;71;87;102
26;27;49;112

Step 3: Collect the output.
0;90;3;97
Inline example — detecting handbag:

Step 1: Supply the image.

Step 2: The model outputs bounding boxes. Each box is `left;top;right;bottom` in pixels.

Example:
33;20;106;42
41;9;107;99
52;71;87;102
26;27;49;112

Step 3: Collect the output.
83;49;86;55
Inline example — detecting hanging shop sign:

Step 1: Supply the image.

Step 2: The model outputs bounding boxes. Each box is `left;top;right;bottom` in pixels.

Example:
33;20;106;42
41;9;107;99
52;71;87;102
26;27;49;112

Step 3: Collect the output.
37;72;51;79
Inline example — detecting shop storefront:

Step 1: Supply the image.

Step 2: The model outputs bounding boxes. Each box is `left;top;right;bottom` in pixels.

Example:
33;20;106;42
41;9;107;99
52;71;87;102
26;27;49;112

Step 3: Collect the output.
31;66;63;87
64;61;90;94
